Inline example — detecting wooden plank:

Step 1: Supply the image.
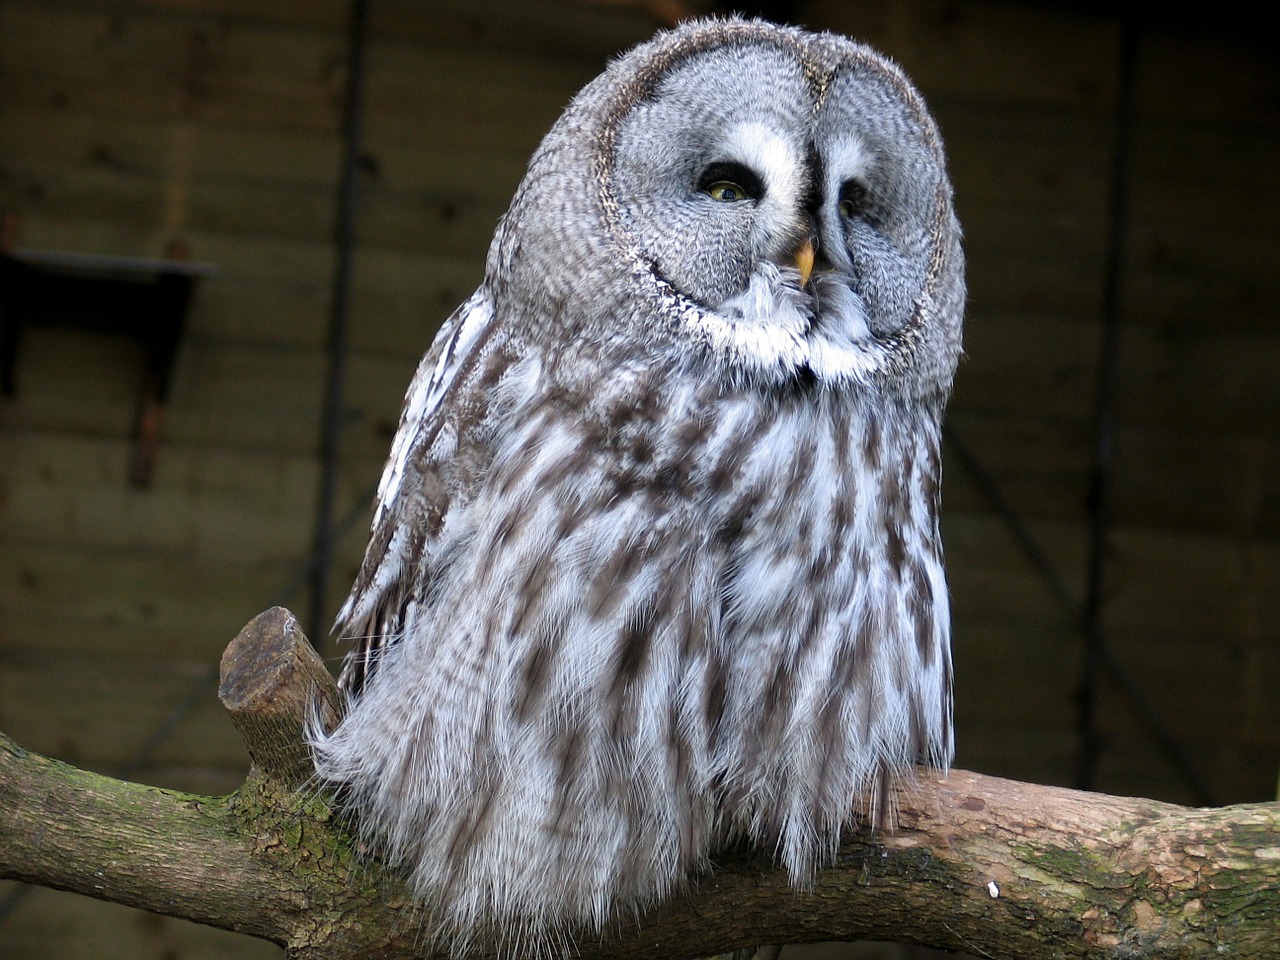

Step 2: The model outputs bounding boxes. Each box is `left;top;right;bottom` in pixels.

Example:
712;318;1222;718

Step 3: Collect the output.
0;4;596;150
1109;430;1277;538
0;543;299;652
1100;528;1279;642
953;635;1271;807
961;185;1275;335
0;1;348;134
941;510;1088;616
23;0;348;30
0;601;262;664
359;38;596;152
0;523;368;663
0;106;343;190
1;244;1272;500
951;312;1101;422
0;327;326;449
953;311;1280;434
940;508;1279;804
8;515;1260;774
943;411;1094;524
0;205;477;357
0;5;195;118
0;434;319;559
1137;21;1280;123
0;887;282;960
187;272;333;347
1130;122;1280;232
345;250;485;351
0;315;417;459
357;185;505;258
0;645;247;775
940;104;1112;212
10;82;1266;366
37;330;1261;542
1091;682;1275;806
1115;325;1280;435
950;725;1080;793
0;135;1098;326
0;144;508;257
941;512;1280;689
1123;138;1280;333
366;0;658;67
810;0;1121;109
944;412;1280;538
952;622;1081;733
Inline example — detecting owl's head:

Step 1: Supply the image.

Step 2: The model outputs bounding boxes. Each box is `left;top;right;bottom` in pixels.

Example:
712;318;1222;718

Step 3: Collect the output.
488;18;963;395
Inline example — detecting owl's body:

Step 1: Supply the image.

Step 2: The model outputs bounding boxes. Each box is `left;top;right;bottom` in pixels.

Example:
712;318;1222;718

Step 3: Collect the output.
311;18;962;956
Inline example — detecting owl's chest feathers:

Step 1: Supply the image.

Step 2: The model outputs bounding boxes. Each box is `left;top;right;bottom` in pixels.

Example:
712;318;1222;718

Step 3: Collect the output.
464;356;946;660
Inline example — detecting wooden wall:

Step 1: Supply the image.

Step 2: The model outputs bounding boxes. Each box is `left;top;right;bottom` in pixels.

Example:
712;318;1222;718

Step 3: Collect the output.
1;1;1276;957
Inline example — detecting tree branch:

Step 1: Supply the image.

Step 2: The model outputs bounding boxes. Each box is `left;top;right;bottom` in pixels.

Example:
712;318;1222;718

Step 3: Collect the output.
2;608;1277;959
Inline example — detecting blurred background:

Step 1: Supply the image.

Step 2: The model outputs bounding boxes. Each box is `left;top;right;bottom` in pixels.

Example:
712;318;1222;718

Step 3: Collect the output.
1;0;1276;957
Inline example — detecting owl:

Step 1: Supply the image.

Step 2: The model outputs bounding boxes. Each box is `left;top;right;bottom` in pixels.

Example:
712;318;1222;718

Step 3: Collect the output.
310;16;963;958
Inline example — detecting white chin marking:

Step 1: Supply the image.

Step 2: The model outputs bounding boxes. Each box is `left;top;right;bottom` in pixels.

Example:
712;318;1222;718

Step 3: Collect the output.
686;264;886;384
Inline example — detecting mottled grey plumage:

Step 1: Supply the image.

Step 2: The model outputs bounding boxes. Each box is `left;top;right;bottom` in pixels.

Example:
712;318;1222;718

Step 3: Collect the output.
310;17;963;957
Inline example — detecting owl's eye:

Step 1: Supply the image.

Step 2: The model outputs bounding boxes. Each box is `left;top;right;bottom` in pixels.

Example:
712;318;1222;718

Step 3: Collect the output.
707;181;750;202
698;162;763;203
838;180;868;219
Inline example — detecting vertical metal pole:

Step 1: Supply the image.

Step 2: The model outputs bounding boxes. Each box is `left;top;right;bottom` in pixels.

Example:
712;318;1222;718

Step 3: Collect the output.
309;0;370;647
1075;13;1141;791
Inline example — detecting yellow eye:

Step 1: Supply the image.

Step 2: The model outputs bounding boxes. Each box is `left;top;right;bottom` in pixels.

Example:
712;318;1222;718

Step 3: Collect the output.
838;198;857;219
707;181;749;202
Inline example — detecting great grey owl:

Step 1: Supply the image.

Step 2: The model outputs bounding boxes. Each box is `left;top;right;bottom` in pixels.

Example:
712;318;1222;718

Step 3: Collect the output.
310;16;963;957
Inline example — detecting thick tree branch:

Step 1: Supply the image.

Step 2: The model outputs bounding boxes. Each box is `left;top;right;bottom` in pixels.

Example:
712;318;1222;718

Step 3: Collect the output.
2;608;1277;959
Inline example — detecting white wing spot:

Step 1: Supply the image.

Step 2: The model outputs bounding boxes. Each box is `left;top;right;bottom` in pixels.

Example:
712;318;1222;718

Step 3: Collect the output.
373;292;494;527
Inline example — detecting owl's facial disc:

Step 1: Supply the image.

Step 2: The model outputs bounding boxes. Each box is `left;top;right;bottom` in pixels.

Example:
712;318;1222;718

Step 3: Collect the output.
606;41;950;381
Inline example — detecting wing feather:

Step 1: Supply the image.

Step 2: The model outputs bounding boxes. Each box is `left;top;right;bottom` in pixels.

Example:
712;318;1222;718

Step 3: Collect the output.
336;289;497;696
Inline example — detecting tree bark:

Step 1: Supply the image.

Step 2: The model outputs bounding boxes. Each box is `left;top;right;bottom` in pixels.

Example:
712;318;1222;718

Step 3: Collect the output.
1;607;1277;959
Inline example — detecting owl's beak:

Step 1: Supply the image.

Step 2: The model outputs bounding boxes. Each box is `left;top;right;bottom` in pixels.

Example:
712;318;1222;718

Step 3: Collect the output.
795;239;816;287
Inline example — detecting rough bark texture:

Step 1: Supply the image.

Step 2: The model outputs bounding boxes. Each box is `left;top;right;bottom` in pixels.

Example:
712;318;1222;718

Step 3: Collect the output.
1;608;1277;959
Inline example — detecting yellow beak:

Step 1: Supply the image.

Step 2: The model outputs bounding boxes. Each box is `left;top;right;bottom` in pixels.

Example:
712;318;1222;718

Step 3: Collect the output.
795;239;816;287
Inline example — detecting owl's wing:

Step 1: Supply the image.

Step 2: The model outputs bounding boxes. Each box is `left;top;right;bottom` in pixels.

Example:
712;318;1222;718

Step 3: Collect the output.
334;288;496;697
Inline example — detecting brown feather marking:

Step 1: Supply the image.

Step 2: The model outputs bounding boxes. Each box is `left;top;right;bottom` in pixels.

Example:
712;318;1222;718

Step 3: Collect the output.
911;560;936;668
